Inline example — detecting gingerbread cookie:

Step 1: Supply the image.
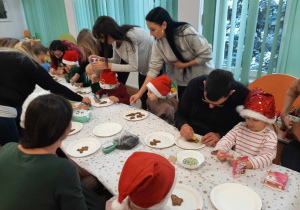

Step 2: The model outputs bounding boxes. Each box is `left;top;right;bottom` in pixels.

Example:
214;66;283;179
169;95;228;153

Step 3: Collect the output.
100;101;107;104
69;129;75;133
77;146;89;153
171;194;183;206
126;113;136;117
130;116;135;119
136;114;145;118
150;139;161;146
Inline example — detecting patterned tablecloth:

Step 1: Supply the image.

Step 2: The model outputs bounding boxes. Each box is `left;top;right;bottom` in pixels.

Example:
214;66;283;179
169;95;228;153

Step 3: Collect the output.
35;81;300;210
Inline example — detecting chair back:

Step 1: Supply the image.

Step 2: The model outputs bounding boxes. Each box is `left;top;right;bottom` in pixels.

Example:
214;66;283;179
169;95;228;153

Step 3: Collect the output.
248;74;300;110
59;33;76;44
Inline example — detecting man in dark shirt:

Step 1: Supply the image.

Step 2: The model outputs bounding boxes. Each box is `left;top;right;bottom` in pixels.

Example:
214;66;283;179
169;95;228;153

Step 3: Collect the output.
175;69;249;147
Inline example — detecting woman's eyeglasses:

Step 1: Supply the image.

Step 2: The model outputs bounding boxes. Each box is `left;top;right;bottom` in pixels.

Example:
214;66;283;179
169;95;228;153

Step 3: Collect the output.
50;51;63;57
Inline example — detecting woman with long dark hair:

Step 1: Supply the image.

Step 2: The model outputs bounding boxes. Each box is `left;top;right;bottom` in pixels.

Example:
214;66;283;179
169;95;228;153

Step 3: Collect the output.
91;16;154;109
130;7;214;104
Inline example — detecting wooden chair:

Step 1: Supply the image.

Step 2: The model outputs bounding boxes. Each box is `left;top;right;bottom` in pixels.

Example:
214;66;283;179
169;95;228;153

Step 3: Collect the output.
248;74;300;111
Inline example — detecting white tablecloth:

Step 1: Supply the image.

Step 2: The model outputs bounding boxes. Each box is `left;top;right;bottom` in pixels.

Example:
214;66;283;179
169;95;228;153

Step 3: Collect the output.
35;81;300;210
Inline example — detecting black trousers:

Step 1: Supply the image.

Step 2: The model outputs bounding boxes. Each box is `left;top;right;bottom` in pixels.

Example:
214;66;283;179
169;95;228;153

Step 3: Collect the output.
281;140;300;173
177;85;186;101
138;73;148;110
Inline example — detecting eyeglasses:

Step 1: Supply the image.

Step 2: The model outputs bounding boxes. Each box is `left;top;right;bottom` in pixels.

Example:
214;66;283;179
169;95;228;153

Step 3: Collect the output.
202;97;225;108
50;51;63;57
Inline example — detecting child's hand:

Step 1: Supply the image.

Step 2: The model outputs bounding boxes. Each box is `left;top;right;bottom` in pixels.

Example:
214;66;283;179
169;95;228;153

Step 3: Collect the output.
227;156;235;165
217;150;228;161
75;83;83;87
109;96;119;102
64;66;70;73
50;68;56;75
94;95;100;103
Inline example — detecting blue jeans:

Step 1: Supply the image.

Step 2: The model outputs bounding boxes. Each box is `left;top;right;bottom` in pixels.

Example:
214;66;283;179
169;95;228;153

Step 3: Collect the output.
0;106;22;146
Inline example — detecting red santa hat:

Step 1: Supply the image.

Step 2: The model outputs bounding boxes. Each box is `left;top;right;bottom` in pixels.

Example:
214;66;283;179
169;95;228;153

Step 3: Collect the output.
146;74;176;99
62;50;79;66
111;152;177;210
237;87;276;124
99;69;118;89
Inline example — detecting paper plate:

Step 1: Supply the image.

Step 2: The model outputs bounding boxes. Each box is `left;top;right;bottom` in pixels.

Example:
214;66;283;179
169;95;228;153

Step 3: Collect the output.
74;87;91;94
122;109;149;121
144;131;175;148
91;97;114;107
93;122;122;137
166;184;204;209
174;134;205;150
68;122;83;135
210;183;262;210
66;138;101;157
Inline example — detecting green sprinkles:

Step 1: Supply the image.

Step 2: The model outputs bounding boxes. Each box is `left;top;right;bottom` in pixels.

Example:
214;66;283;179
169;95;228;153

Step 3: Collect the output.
183;157;199;165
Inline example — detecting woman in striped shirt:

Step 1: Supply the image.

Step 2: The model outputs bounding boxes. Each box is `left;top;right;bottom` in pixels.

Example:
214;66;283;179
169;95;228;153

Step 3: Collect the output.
215;88;277;169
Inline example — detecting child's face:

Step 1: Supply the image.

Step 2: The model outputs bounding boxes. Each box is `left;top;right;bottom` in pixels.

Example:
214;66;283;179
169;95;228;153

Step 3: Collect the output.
245;116;267;132
147;88;158;101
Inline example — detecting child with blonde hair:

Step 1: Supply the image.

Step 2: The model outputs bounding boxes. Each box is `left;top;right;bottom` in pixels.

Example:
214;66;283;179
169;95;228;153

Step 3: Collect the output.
146;74;176;124
215;88;277;169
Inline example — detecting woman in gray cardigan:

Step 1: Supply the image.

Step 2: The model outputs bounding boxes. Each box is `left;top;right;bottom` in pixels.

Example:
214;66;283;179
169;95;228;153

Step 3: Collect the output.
91;16;154;109
130;7;214;104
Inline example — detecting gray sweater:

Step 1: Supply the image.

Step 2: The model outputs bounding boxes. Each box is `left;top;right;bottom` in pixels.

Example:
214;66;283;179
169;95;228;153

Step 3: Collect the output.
147;25;214;86
109;27;154;76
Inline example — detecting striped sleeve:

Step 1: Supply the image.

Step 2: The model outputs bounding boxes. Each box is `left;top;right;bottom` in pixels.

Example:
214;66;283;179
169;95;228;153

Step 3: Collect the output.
215;123;241;152
248;130;277;169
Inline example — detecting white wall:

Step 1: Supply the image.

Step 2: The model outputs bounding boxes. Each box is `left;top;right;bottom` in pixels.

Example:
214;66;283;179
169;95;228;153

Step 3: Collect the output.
0;0;27;38
64;0;77;39
178;0;203;33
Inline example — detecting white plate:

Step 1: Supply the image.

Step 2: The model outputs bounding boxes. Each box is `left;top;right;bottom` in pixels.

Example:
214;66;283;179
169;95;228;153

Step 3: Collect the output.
73;87;91;94
91;97;114;107
66;138;101;157
210;183;262;210
144;131;175;148
93;122;122;137
174;134;205;150
166;184;204;209
68;122;83;135
122;109;149;121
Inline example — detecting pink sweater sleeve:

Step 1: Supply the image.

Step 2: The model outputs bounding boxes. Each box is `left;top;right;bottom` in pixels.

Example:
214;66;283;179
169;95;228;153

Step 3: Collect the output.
248;131;277;169
215;123;240;152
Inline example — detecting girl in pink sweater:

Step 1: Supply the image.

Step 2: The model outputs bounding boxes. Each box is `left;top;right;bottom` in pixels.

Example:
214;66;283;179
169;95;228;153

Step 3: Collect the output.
215;88;277;169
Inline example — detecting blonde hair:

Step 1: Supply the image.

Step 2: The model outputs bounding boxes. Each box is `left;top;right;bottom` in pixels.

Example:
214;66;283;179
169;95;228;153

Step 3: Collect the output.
14;40;47;63
77;29;101;61
0;38;20;48
86;63;102;75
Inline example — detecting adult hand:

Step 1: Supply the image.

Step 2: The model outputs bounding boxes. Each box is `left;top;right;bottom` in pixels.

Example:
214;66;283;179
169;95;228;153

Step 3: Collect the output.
91;60;109;70
130;92;142;104
172;61;189;69
280;114;291;130
180;124;194;139
70;73;80;83
77;103;90;110
75;83;83;87
217;150;227;161
109;96;119;103
81;97;91;106
201;132;220;147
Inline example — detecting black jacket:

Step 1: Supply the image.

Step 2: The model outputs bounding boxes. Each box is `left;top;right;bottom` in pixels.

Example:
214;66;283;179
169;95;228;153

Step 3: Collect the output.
175;75;249;137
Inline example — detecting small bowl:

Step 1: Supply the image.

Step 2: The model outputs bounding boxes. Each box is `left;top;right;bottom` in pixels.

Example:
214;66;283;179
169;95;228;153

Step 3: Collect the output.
177;150;205;170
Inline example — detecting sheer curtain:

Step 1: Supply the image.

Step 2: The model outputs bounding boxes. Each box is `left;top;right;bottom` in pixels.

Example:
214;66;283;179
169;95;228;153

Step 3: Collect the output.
22;0;69;47
73;0;178;33
202;0;292;85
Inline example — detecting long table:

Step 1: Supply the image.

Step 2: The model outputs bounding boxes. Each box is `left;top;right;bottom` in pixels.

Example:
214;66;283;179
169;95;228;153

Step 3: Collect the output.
35;81;300;209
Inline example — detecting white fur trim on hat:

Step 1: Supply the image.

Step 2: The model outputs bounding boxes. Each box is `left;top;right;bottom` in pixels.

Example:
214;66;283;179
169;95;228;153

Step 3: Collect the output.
147;82;166;99
62;59;79;66
236;105;276;124
111;198;126;210
99;83;118;90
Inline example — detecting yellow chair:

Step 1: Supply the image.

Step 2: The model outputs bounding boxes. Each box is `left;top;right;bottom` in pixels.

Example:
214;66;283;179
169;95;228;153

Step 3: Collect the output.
59;33;76;44
248;74;300;110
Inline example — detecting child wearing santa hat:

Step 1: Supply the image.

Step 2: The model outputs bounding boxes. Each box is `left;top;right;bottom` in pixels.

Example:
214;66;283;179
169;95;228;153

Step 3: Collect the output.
215;88;278;169
146;74;176;124
95;69;130;104
60;51;90;87
106;151;178;210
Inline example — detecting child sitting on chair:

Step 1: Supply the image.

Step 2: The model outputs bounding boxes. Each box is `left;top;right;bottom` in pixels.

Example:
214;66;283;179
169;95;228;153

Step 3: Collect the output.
74;63;101;94
215;88;277;169
61;51;88;85
95;69;129;105
106;151;177;210
146;74;176;124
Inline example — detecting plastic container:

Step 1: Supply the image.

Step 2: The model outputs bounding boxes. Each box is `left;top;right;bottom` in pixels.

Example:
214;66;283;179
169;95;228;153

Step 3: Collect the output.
102;141;117;154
